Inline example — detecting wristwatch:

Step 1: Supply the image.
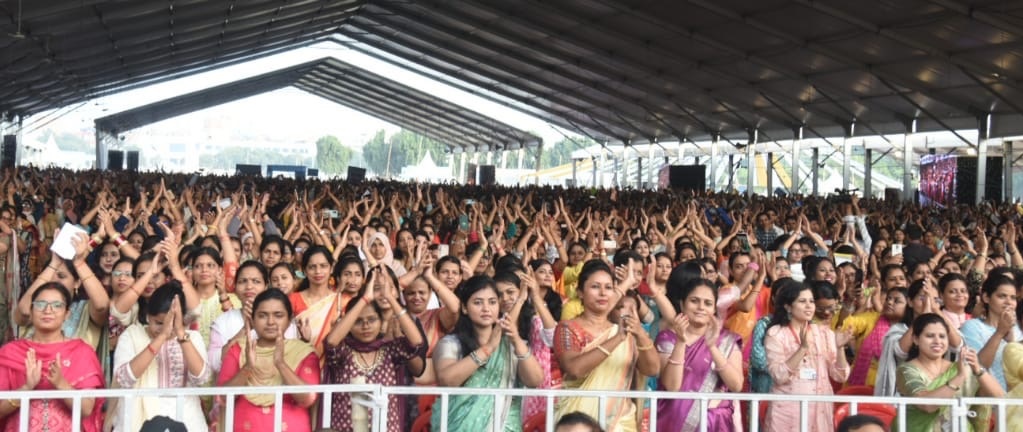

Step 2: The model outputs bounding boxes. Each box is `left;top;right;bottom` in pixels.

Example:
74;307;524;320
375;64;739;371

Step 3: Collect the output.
946;382;961;391
177;333;191;344
974;367;988;377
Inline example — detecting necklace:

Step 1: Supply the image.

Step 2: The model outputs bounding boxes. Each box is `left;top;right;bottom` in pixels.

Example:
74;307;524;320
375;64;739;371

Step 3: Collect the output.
354;350;381;373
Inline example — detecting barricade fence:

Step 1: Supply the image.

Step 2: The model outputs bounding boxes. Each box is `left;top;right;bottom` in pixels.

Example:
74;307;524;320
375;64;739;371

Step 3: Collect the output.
1;385;1020;432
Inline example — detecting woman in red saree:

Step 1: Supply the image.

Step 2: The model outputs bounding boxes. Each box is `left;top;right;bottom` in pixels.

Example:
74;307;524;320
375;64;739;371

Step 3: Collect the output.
0;282;105;432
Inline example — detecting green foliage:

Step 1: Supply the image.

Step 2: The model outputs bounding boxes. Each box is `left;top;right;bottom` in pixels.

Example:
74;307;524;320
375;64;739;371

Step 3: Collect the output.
362;129;389;175
362;129;448;177
315;135;354;174
540;137;581;169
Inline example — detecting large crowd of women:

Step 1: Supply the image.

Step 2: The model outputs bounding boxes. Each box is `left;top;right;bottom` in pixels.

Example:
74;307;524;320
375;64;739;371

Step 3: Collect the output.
0;168;1021;432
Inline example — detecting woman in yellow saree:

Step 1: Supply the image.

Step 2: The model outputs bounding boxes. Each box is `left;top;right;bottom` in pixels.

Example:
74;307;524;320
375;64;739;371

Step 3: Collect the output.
554;260;660;432
288;246;345;355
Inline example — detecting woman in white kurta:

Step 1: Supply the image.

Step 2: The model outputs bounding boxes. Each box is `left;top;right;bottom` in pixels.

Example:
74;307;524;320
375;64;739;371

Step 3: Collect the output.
112;283;210;432
763;282;850;432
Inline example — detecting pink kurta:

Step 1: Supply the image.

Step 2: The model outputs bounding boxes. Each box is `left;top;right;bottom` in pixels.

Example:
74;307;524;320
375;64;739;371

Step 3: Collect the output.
217;344;320;432
763;323;849;432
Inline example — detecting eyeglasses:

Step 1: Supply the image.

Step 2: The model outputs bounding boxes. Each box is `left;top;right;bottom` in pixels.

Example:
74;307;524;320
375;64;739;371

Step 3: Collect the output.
111;270;133;278
354;317;380;327
32;300;67;311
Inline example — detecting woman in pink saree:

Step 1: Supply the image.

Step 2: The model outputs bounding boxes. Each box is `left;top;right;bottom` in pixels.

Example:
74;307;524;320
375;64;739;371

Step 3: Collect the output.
0;282;105;432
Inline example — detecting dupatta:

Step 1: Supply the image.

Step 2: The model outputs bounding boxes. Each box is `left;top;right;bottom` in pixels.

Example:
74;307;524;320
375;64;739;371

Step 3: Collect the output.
556;323;637;432
238;339;316;407
432;337;520;432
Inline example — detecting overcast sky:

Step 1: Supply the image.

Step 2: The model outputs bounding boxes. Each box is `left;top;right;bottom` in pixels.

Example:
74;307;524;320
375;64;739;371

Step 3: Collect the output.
22;40;572;151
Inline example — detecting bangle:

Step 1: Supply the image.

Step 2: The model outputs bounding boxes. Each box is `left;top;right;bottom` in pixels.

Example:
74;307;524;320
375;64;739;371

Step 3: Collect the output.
515;350;531;360
747;262;760;272
637;342;654;351
114;235;128;248
481;346;493;357
595;346;611;356
469;350;487;367
147;344;158;356
946;382;961;391
7;398;20;408
81;274;97;284
666;358;683;366
396;309;408;318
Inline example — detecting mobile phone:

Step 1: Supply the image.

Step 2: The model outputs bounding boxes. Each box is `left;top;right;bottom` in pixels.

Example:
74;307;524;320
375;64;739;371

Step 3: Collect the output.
737;233;751;253
322;209;339;219
891;244;903;256
218;198;232;209
438;244;450;257
602;240;618;250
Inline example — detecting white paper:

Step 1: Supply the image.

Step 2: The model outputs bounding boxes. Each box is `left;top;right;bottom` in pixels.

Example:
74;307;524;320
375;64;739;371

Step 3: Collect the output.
50;223;88;260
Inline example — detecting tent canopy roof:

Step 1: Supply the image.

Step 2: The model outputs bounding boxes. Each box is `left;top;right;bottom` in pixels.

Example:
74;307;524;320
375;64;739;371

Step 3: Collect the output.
6;0;1023;147
93;57;541;152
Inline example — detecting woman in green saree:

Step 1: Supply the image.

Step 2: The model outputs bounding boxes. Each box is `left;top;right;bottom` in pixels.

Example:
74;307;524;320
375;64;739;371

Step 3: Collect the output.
896;313;1004;432
432;275;544;432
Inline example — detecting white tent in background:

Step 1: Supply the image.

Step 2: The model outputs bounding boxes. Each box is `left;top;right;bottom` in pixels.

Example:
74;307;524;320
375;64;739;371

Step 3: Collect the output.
399;151;453;182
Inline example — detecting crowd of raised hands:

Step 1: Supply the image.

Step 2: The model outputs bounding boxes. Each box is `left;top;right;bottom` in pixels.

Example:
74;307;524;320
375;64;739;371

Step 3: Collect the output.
0;166;1021;432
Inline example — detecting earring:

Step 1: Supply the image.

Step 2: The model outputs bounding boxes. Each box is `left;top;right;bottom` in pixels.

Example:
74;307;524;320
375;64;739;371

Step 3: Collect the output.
329;276;336;287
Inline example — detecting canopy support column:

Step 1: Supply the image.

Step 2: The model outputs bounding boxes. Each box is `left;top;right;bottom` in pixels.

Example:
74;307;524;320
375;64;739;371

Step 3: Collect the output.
572;159;578;188
904;120;916;201
728;154;735;191
864;148;873;199
977;114;990;204
811;147;820;196
96;128;118;170
746;129;757;196
766;152;774;195
710;135;719;192
592;156;598;188
842;123;855;191
534;142;543;186
1004;141;1013;201
636;156;643;189
792;127;802;195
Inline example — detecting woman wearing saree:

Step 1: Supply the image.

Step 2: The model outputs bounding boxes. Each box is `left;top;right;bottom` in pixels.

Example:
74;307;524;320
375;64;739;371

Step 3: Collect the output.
896;313;1003;432
322;268;425;431
432;275;544;432
875;279;963;396
554;260;660;432
764;280;851;432
289;246;340;355
657;278;743;432
111;283;209;432
0;282;105;432
217;289;320;432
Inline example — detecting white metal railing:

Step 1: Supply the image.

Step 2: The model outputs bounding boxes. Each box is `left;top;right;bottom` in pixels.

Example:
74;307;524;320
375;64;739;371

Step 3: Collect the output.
1;385;1021;432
